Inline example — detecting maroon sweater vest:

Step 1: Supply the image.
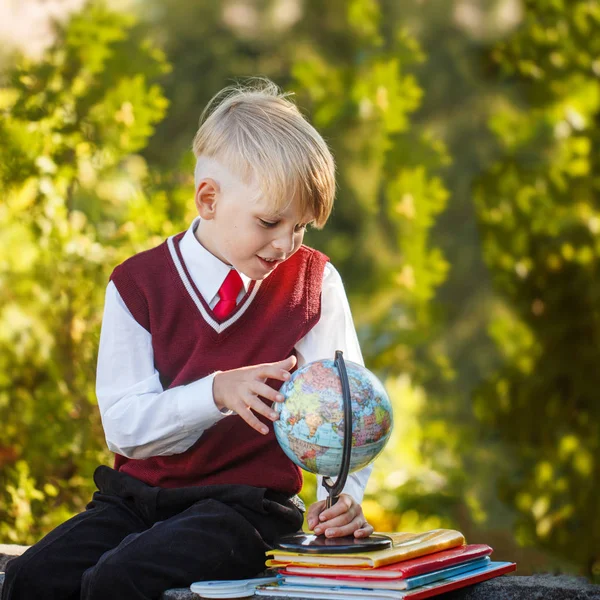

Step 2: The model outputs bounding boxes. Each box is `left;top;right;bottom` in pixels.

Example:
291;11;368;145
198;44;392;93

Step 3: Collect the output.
109;231;329;496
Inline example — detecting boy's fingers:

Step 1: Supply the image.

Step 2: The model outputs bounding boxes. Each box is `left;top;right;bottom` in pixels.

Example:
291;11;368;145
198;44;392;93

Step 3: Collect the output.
256;363;293;382
318;514;369;538
243;391;279;421
237;403;270;435
324;520;364;538
268;355;297;371
252;383;285;406
307;501;326;529
315;510;356;532
354;522;374;538
318;496;352;521
314;499;359;534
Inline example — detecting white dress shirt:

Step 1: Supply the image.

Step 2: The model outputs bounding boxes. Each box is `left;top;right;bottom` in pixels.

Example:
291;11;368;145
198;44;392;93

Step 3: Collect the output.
96;218;371;503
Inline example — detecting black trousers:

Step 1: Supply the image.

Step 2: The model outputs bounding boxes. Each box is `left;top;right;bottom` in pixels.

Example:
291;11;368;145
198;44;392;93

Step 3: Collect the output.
2;466;303;600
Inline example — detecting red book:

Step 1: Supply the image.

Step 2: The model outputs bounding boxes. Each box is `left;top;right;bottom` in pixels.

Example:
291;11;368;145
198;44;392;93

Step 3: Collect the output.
280;544;493;580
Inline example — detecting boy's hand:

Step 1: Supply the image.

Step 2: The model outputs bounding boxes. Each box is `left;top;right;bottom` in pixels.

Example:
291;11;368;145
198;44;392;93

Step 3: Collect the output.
306;494;374;539
213;355;297;435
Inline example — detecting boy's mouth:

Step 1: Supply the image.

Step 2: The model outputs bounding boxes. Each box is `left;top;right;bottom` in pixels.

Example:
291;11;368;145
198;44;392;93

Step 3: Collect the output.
257;255;284;268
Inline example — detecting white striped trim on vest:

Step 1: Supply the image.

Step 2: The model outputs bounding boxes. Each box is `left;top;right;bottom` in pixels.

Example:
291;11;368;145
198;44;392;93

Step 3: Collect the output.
167;236;262;334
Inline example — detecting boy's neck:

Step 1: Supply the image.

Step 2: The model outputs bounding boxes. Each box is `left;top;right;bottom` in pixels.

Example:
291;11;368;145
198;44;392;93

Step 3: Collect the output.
194;221;230;267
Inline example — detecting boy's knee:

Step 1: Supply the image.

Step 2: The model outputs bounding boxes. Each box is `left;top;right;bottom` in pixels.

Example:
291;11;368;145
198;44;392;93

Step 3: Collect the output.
2;553;45;599
81;557;132;600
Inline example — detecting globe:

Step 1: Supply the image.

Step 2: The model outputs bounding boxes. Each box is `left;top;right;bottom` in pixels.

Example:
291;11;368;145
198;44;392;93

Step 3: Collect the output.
273;358;393;478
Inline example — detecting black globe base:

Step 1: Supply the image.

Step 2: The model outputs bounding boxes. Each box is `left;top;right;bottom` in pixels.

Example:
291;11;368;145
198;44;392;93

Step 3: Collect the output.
276;532;392;554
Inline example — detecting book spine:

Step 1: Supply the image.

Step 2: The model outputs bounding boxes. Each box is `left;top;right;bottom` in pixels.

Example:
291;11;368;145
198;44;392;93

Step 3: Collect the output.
404;557;490;589
404;562;516;600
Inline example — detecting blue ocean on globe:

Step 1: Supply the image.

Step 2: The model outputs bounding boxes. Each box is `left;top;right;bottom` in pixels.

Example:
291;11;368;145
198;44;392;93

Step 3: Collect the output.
273;358;393;477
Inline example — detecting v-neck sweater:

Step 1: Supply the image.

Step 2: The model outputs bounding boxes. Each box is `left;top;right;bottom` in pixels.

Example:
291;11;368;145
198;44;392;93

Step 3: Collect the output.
109;231;329;495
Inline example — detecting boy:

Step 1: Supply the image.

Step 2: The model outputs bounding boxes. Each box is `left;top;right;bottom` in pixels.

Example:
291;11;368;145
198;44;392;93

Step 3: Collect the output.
2;79;373;600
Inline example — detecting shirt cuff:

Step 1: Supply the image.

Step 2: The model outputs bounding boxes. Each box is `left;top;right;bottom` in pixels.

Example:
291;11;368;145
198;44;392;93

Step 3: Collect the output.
177;372;232;432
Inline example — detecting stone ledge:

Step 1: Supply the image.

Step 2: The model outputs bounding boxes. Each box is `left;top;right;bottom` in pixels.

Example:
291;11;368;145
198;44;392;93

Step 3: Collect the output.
161;575;600;599
0;546;27;573
2;547;600;600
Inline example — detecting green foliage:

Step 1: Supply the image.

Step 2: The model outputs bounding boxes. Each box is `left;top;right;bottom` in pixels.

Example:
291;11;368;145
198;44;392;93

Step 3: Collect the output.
0;2;175;543
2;0;597;582
1;0;452;548
474;0;600;579
285;0;456;543
492;0;600;87
290;0;450;382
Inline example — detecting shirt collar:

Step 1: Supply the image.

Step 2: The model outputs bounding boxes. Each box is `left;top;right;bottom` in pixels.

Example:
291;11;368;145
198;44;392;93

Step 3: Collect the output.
179;217;252;304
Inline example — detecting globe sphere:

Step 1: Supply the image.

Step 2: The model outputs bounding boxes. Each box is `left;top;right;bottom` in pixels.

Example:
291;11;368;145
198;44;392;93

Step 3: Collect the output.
274;358;393;477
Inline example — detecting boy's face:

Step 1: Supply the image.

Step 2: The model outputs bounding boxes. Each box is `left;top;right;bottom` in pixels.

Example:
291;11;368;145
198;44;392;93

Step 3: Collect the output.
195;169;314;280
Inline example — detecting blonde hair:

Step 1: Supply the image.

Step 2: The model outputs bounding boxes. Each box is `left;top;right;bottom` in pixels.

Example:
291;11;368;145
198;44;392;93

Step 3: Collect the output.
192;78;335;229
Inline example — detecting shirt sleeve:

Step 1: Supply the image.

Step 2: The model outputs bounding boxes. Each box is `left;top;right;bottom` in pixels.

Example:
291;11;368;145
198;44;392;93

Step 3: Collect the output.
96;281;229;459
294;262;373;505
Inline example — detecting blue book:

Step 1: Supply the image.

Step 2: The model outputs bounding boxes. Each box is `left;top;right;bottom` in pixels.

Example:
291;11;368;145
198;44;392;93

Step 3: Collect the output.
190;575;278;598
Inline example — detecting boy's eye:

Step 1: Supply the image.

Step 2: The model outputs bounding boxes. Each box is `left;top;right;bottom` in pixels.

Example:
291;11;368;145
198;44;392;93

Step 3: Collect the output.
259;219;278;228
258;218;312;231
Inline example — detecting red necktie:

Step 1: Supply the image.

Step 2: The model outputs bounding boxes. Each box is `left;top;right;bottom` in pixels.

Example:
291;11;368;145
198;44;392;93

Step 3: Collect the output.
213;269;243;320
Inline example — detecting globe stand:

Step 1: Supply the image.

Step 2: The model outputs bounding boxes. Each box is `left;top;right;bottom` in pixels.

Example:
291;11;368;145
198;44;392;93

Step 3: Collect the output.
276;351;392;554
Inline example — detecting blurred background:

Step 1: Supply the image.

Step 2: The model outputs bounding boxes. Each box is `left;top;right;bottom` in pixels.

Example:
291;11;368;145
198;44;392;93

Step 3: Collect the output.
0;0;598;582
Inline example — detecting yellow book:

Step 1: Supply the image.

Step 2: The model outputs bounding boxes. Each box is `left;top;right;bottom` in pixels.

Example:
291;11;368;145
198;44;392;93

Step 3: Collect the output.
266;530;465;568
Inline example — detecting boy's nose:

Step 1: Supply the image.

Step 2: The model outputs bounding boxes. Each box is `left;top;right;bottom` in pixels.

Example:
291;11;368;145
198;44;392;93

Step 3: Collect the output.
272;231;295;253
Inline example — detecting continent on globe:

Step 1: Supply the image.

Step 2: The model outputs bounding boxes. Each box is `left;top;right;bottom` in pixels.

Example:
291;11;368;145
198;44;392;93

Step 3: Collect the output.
287;437;329;473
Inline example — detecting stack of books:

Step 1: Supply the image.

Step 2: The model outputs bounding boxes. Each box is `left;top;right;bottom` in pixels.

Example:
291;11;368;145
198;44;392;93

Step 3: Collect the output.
255;529;516;599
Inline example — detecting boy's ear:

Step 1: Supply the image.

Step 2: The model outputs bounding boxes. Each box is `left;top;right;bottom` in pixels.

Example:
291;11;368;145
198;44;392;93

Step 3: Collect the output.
195;178;220;220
